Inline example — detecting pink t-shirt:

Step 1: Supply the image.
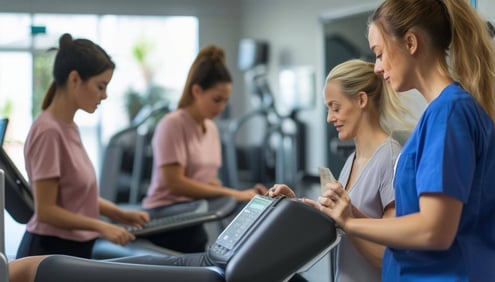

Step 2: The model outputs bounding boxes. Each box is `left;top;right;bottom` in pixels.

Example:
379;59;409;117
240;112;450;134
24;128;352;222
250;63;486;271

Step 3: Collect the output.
24;111;99;241
142;109;221;208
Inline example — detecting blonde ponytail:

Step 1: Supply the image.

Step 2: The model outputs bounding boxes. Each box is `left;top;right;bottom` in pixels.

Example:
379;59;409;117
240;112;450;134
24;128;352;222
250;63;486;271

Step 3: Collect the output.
442;0;495;120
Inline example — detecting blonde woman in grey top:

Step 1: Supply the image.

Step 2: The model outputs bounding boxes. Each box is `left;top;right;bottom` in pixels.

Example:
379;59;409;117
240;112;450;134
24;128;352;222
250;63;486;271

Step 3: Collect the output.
268;59;416;281
335;137;399;282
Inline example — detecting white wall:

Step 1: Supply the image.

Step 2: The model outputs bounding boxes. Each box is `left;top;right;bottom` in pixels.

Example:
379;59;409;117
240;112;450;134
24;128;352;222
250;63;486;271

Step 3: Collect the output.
479;0;495;23
238;0;381;174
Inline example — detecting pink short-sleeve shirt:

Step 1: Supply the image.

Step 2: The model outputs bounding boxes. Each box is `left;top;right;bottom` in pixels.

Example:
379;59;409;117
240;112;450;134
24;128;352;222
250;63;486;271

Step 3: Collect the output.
24;111;99;241
142;109;221;208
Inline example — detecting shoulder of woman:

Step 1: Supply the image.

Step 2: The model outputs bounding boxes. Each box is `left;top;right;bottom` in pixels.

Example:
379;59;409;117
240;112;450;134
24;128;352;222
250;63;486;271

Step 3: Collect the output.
30;113;64;139
374;137;402;165
159;110;186;128
205;118;219;130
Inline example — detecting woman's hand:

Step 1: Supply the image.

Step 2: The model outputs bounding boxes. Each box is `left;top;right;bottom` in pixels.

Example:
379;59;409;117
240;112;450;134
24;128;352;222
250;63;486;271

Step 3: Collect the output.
253;183;268;195
229;183;268;202
230;189;257;202
97;222;136;246
318;182;353;229
266;184;297;198
267;184;319;209
114;210;150;228
299;198;320;209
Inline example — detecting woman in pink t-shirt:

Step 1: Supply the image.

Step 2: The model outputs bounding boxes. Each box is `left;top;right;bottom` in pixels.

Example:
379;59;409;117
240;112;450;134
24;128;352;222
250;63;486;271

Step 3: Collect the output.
141;45;266;252
16;33;150;260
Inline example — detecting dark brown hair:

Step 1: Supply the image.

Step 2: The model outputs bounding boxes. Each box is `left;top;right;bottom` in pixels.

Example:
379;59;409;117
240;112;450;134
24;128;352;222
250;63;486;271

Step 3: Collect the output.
41;33;115;110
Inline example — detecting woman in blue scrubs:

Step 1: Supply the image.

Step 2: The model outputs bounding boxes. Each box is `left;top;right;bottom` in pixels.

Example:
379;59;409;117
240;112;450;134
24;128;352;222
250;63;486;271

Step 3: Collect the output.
321;0;495;281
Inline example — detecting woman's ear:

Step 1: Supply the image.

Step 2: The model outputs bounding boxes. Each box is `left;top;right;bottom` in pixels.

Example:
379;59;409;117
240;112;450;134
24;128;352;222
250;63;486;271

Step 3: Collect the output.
358;91;368;109
67;70;81;88
191;84;203;98
404;31;418;55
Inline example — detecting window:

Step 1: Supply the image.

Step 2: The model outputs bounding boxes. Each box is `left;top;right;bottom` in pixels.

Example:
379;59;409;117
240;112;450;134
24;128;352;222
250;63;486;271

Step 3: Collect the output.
0;12;198;258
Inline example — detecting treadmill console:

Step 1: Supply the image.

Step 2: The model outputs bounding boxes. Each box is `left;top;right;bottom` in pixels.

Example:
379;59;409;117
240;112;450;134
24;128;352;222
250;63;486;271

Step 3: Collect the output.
208;195;282;265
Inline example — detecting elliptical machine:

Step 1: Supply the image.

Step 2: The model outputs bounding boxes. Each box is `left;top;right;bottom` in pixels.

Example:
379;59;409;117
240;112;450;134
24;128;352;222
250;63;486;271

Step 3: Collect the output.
220;39;304;191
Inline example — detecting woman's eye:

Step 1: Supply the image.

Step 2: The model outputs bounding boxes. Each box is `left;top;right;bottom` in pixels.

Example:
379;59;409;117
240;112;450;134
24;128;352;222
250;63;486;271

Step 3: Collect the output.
329;107;339;113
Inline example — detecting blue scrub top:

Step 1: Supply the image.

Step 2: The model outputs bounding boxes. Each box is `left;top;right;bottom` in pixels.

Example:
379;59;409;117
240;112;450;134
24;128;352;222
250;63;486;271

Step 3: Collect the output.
383;83;495;281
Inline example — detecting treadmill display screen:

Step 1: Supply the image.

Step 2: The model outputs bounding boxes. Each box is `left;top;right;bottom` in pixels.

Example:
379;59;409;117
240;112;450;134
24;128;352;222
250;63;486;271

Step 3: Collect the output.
214;195;273;250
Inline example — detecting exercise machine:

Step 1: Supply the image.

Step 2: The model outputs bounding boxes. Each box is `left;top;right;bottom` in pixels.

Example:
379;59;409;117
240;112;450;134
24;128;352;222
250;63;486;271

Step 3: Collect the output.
220;39;305;191
99;102;169;204
33;195;340;282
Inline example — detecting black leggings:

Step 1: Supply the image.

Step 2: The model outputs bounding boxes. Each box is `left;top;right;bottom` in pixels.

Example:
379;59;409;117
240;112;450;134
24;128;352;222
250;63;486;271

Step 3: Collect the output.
16;231;96;259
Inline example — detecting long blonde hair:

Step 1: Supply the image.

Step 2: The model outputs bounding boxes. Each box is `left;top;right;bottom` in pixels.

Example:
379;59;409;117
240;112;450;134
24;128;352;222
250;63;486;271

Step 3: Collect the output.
371;0;495;121
326;59;416;135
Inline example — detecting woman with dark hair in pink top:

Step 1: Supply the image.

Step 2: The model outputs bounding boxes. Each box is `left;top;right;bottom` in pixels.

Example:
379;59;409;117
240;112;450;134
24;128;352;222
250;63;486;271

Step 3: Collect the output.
141;44;266;253
16;33;150;260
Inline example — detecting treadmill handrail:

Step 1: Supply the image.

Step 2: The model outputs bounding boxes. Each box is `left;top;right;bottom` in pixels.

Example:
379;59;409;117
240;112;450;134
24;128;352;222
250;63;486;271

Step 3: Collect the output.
126;196;237;237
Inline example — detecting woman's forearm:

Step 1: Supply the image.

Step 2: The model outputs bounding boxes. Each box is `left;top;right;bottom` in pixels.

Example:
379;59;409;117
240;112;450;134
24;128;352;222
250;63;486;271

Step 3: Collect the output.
37;204;105;233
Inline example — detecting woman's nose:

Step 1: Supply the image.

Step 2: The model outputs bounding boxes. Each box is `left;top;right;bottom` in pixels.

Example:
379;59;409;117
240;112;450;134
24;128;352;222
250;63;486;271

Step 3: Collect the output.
374;60;384;75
